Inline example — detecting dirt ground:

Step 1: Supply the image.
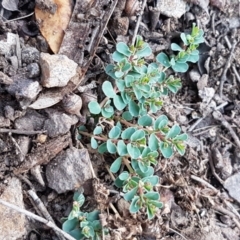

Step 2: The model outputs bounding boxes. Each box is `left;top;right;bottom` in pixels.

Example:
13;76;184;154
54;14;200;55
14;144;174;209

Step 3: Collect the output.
0;0;240;239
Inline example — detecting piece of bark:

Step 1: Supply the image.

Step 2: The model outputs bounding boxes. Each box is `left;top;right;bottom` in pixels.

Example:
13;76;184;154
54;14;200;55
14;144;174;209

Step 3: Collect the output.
14;133;70;175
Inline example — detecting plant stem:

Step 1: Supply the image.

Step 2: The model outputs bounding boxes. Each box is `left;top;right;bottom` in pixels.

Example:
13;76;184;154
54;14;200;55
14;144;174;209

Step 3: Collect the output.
79;131;108;142
122;157;134;174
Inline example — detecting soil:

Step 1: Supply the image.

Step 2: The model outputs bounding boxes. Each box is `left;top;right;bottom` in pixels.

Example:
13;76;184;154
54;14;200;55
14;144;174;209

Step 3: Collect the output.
0;0;240;240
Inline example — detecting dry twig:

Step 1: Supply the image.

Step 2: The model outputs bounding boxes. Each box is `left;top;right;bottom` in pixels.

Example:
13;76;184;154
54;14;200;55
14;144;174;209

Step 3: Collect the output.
0;199;75;240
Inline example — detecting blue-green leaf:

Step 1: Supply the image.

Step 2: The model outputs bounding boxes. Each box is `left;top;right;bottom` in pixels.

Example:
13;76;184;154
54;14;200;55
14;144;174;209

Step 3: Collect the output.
173;133;188;141
136;44;152;58
112;51;126;62
109;126;121;139
180;33;188;45
88;101;101;114
113;95;127;110
117;140;128;156
156;52;171;67
148;133;159;151
102;81;115;98
106;139;117;154
127;143;141;158
142;176;159;186
172;61;189;73
129;100;140;117
116;42;132;57
129;196;141;213
98;142;107;154
138;115;153;126
62;218;79;232
122;111;133;121
154;115;168;130
124;187;138;201
144;191;160;200
93;126;102;135
159;142;173;158
130;129;145;141
171;43;183;51
87;210;100;222
91;137;98;149
121;127;136;139
166;125;181;139
110;157;122;173
119;171;129;181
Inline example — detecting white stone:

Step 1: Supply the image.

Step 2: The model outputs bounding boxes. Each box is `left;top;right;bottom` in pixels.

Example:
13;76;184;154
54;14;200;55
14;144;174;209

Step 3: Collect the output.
40;53;78;88
0;177;26;239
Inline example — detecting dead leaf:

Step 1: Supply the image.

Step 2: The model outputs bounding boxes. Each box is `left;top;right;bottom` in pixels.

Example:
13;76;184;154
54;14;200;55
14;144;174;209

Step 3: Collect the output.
29;90;63;109
35;0;73;53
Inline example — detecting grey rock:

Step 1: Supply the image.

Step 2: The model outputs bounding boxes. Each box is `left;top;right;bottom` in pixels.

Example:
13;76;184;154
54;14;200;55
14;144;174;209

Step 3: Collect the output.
0;177;26;239
224;172;240;203
43;111;78;138
7;76;42;109
14;110;46;131
46;148;93;193
27;63;40;78
21;47;40;64
4;105;15;121
40;53;78;88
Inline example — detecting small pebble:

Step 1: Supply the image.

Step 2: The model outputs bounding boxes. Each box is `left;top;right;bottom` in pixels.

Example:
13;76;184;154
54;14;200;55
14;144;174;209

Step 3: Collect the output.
27;63;40;78
21;47;40;64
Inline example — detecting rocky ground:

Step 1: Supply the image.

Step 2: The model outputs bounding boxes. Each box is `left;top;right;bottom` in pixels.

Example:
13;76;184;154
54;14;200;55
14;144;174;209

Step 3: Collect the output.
0;0;240;239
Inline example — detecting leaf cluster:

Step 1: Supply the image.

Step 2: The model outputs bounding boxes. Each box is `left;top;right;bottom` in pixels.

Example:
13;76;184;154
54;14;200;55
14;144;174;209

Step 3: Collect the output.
80;24;203;220
62;193;107;240
157;24;204;72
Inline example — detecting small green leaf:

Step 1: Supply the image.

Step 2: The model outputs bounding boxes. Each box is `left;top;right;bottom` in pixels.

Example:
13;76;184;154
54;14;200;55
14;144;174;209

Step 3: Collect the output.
173;133;188;141
108;126;121;139
127;143;141;159
156;52;171;67
87;210;100;222
136;44;152;58
116;79;125;91
93;126;102;135
159;142;173;158
171;43;183;51
62;218;79;232
121;127;136;139
172;61;189;73
116;42;132;57
117;140;128;156
166;125;181;139
98;142;107;154
130;129;145;141
119;171;129;181
91;137;98;149
174;142;186;156
138;115;153;126
154;115;168;130
110;157;123;173
129;100;140;117
115;70;124;78
101;107;114;118
180;33;188;45
124;187;138;201
142;176;159;186
129;196;141;213
113;95;127;110
88;101;101;114
122;111;133;121
73;192;85;206
144;192;160;200
112;51;126;62
106;139;117;154
148;133;159;151
146;204;155;219
102;81;115;98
